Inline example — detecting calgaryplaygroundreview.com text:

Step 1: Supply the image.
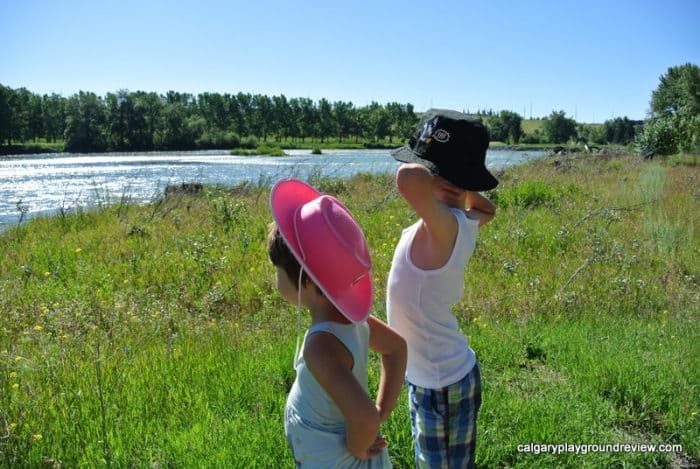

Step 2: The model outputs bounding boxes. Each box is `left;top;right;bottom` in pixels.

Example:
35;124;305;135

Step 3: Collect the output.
517;443;684;455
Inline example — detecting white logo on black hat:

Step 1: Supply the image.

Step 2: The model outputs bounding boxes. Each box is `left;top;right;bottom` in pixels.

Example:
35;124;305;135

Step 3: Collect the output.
433;129;450;143
418;117;450;144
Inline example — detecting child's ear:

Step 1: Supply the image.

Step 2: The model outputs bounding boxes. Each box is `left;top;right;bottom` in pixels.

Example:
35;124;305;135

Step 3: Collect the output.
301;276;323;295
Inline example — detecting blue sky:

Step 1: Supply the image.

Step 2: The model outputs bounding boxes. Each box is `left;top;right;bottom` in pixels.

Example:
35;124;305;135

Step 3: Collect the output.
1;0;698;123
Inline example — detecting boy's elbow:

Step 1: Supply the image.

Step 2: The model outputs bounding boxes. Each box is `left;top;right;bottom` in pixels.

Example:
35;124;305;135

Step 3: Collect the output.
394;164;412;194
395;335;407;360
395;163;430;197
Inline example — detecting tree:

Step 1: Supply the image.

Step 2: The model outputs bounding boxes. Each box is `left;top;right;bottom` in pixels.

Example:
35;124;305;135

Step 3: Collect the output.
0;84;14;144
317;98;336;142
10;88;32;142
399;103;417;140
250;94;273;141
133;91;163;150
488;111;523;144
542;110;577;144
64;91;107;152
333;100;353;141
298;98;316;142
272;94;291;141
287;98;302;142
234;92;252;136
651;63;700;117
602;117;638;145
27;92;44;142
198;92;230;133
42;93;66;143
638;62;700;156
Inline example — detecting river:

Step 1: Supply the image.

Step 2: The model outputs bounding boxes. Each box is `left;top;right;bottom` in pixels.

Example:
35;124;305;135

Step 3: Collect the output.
0;148;546;231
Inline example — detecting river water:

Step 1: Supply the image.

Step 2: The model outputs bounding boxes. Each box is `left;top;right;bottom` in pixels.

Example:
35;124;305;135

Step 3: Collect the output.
0;148;545;231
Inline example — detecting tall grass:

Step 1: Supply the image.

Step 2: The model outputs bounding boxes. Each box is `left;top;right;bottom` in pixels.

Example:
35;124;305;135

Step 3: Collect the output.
0;153;697;467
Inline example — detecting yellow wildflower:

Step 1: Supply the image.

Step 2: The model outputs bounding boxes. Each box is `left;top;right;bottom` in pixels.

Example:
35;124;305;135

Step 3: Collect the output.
12;383;19;390
40;306;50;314
9;371;17;379
32;434;43;441
74;248;82;253
9;423;17;430
43;271;51;277
34;325;44;332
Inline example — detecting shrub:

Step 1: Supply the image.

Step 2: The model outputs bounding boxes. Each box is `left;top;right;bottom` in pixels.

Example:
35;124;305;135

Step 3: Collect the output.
241;135;258;149
520;131;542;144
256;146;285;156
197;130;241;149
635;117;679;156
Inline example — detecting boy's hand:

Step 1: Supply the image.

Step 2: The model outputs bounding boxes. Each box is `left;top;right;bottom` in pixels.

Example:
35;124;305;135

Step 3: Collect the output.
357;435;388;460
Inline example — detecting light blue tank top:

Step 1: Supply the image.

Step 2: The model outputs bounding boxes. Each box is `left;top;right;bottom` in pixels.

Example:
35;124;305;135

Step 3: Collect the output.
284;321;391;468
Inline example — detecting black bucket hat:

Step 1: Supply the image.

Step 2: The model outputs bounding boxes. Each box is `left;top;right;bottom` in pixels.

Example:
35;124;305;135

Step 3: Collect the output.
391;108;498;191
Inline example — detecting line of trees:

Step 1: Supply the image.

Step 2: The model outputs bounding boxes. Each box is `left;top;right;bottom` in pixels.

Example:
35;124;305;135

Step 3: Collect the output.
5;75;691;154
0;85;418;152
486;109;640;146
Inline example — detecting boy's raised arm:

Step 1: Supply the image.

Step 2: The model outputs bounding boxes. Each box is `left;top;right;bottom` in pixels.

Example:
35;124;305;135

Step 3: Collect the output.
395;163;457;247
465;191;496;227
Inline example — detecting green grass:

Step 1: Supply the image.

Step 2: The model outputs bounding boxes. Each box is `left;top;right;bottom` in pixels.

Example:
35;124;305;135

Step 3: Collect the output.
667;153;700;167
0;140;64;155
0;153;698;467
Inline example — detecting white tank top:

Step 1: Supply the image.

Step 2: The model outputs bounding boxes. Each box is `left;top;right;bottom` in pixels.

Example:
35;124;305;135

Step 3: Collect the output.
386;208;478;388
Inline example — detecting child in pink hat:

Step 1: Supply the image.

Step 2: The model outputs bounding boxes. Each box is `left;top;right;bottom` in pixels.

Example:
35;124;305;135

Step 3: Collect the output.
268;178;407;467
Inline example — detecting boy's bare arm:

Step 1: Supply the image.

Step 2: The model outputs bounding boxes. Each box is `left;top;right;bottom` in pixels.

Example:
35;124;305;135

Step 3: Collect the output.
465;190;496;226
367;316;407;423
395;163;457;248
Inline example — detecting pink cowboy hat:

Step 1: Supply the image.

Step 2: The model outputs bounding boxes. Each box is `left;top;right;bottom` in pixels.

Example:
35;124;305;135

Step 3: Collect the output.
270;178;373;323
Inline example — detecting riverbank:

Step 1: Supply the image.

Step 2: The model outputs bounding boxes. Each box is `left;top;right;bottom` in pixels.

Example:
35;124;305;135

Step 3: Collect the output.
0;139;616;158
0;153;697;467
0;138;401;157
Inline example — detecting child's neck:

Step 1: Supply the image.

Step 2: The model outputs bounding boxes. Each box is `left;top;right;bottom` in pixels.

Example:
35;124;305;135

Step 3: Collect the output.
309;303;351;325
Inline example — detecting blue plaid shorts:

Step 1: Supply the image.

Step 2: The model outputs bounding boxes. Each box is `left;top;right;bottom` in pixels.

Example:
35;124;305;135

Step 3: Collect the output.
408;362;482;469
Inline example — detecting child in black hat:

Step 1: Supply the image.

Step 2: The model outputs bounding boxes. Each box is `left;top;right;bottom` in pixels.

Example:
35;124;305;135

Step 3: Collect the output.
386;109;497;468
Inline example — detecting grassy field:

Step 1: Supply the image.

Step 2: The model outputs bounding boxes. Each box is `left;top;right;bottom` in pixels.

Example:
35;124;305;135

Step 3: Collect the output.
0;152;698;467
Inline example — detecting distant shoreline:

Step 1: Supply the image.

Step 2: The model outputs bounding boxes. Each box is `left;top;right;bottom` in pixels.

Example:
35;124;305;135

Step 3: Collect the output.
0;142;561;158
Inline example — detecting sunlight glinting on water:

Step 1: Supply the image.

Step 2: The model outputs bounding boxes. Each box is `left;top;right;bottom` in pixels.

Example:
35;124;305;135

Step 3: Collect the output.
0;149;545;230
